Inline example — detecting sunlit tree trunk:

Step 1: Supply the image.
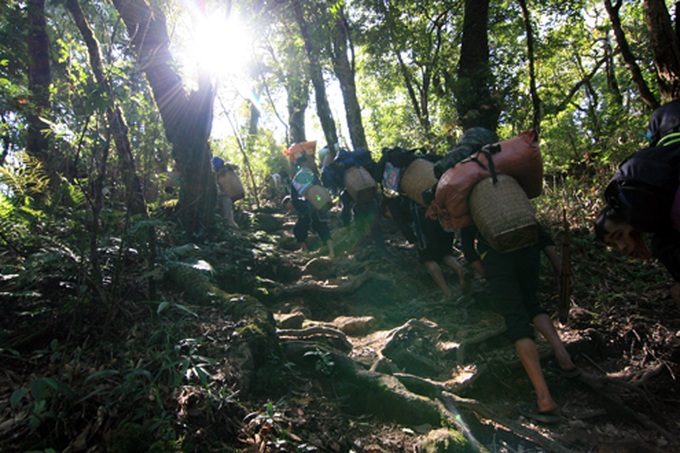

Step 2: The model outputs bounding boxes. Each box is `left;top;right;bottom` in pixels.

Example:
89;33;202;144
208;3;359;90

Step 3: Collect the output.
244;100;261;208
66;0;147;216
604;0;659;109
456;0;498;131
26;0;53;172
330;6;367;150
112;0;216;239
644;0;680;101
290;0;338;147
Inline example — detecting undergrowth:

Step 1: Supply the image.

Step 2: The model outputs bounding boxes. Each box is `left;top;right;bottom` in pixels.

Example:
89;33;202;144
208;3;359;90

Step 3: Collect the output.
1;160;672;451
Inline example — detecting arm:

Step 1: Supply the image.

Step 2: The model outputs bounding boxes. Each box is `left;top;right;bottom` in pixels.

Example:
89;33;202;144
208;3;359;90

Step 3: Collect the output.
460;226;484;276
538;225;561;278
542;244;561;278
385;198;417;243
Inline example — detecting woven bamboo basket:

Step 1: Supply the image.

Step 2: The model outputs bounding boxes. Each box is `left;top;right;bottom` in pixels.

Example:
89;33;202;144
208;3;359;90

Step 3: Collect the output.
305;184;332;212
217;169;245;201
469;175;538;253
344;166;377;203
400;158;437;206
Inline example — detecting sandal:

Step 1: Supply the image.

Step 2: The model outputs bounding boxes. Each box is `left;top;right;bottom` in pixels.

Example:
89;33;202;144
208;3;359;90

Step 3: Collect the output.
516;403;562;424
550;363;581;379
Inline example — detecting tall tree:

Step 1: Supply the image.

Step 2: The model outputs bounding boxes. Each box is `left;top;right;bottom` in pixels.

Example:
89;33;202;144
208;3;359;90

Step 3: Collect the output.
604;0;659;109
290;0;338;147
244;99;261;207
278;40;310;144
517;0;540;132
456;0;498;131
65;0;147;216
370;0;456;137
329;4;367;150
644;0;680;101
286;73;309;144
112;0;216;238
26;0;52;172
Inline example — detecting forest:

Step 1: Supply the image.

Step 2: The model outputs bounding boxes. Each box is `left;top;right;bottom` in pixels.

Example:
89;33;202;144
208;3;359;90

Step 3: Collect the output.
1;0;680;451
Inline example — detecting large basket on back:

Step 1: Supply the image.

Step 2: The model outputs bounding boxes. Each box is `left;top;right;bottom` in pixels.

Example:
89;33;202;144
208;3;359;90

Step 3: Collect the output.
344;166;377;203
399;158;437;206
469;175;538;253
305;185;332;212
217;168;245;201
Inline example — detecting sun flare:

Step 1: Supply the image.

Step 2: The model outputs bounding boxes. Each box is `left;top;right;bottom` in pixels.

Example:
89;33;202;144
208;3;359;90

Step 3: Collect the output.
176;10;254;80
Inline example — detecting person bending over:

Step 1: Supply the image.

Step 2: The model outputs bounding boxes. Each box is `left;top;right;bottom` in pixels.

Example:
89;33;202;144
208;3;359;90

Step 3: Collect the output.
461;224;578;423
282;190;335;259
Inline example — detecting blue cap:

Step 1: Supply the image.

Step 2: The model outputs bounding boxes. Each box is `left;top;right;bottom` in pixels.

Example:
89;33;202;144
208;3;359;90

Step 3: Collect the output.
212;156;225;169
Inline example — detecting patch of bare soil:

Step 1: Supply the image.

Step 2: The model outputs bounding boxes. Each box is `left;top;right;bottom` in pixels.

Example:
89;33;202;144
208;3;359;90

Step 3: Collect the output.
258;210;680;452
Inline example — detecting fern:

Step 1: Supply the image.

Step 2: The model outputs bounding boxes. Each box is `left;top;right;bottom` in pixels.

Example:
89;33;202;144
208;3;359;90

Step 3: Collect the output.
0;193;13;219
0;152;50;205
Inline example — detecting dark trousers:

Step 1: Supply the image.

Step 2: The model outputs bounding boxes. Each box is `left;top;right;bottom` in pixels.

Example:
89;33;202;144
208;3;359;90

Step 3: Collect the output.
479;242;546;342
294;209;331;244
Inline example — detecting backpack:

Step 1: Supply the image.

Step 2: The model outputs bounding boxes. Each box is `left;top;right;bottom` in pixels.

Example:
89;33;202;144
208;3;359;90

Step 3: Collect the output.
604;142;680;232
427;130;542;230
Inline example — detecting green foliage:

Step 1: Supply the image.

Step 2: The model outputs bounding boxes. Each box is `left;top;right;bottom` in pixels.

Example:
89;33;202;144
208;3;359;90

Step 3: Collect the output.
304;348;336;376
0;152;50;207
1;1;678;450
244;399;296;448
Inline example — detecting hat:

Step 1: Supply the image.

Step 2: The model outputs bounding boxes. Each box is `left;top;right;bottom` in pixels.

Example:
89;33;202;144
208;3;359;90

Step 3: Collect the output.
646;99;680;145
318;146;330;162
212;156;225;169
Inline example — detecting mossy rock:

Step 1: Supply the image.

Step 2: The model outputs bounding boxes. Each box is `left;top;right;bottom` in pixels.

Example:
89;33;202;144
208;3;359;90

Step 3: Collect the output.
250;212;286;233
417;428;476;453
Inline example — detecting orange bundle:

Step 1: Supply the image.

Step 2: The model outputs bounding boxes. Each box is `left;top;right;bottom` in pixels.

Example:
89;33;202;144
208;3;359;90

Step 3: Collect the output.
428;130;543;230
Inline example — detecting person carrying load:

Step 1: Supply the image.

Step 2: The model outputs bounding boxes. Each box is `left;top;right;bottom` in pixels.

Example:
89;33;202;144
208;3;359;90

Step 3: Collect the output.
283;147;335;258
322;148;384;250
434;127;577;424
212;157;243;229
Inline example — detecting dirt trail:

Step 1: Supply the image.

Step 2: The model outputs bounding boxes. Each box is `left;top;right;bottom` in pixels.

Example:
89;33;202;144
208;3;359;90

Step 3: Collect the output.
266;209;680;452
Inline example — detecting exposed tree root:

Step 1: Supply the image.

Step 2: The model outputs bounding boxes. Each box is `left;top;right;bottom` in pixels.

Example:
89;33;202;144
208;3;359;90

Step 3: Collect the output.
574;370;678;445
439;392;574;453
277;326;353;352
281;271;374;294
280;340;486;451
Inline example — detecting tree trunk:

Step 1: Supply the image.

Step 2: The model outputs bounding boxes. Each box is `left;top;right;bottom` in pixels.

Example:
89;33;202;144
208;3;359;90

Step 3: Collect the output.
604;0;659;109
376;0;426;132
26;0;52;172
330;7;367;150
604;34;624;107
644;0;680;101
112;0;216;238
517;0;541;132
456;0;498;131
244;100;261;208
290;0;338;147
66;0;147;216
285;67;309;144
